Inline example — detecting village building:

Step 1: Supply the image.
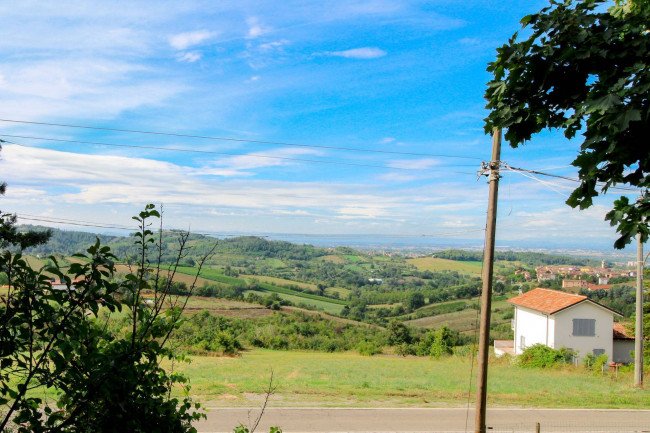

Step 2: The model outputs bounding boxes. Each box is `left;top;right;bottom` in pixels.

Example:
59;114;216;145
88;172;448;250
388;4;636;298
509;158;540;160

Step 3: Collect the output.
561;279;590;290
494;288;633;363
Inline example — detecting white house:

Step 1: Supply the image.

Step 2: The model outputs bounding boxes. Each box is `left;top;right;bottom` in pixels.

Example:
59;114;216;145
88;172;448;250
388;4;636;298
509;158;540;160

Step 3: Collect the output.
496;288;632;363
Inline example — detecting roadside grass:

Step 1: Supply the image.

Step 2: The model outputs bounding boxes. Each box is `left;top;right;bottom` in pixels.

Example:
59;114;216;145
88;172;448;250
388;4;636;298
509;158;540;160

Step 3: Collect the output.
174;350;649;408
407;257;482;276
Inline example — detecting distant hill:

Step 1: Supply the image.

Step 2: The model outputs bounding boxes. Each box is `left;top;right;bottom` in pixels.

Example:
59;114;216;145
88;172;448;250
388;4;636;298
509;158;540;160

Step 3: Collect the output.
432;249;601;268
18;225;324;263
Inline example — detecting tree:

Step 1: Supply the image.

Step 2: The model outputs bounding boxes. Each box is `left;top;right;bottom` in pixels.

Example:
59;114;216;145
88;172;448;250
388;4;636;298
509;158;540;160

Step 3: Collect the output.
387;320;412;345
0;204;213;432
406;292;425;310
0;145;52;250
485;0;650;248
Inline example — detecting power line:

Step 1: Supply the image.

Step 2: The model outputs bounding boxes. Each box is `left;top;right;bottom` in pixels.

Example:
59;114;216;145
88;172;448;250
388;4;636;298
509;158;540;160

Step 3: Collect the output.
1;135;478;172
15;213;487;239
504;164;642;193
0;118;483;160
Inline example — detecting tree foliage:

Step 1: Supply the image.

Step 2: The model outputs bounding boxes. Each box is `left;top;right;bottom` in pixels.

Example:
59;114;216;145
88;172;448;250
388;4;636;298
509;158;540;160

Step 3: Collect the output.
485;0;650;248
0;205;211;432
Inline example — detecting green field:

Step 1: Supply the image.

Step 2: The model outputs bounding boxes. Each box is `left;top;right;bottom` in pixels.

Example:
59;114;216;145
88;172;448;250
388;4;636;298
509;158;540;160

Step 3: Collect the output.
175;350;650;408
255;282;346;305
245;289;345;315
240;274;317;290
407;257;483;275
168;265;348;313
405;299;511;332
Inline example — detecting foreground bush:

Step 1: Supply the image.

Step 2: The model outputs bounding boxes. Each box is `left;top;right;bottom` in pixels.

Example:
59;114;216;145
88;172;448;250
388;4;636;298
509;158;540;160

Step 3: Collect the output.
518;344;574;368
0;205;209;432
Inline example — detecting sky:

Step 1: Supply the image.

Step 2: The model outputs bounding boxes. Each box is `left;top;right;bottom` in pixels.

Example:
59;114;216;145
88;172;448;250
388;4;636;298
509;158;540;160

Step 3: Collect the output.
0;0;640;254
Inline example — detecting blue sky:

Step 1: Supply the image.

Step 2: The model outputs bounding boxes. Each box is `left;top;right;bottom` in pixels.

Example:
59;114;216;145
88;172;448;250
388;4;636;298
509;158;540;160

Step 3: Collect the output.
0;0;639;253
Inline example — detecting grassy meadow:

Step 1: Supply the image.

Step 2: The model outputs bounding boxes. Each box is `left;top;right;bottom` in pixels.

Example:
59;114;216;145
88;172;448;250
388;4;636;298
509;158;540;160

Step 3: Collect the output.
174;350;650;409
407;257;483;276
405;299;512;332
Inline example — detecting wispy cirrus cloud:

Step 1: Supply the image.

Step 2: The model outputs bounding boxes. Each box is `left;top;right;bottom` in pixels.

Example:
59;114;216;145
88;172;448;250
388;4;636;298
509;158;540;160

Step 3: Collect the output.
195;147;325;176
246;17;270;39
169;30;217;50
388;158;439;170
177;51;202;63
324;47;386;59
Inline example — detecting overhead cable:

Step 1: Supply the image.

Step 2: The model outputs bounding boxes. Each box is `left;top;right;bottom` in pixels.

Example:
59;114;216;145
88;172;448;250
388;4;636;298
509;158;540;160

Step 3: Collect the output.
15;213;487;239
504;163;642;193
1;135;477;173
0;119;483;160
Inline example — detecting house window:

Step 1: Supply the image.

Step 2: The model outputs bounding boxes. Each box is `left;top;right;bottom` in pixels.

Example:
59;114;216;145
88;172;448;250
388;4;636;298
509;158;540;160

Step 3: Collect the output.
520;335;525;349
593;349;605;356
572;318;595;336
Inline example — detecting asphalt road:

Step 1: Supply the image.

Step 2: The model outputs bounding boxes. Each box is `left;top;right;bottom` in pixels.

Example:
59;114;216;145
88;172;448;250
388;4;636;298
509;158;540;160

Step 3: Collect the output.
197;408;650;432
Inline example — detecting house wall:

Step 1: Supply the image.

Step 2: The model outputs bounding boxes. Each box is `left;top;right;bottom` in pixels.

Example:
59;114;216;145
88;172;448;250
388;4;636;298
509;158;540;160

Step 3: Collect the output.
554;302;613;362
613;340;634;364
514;306;554;354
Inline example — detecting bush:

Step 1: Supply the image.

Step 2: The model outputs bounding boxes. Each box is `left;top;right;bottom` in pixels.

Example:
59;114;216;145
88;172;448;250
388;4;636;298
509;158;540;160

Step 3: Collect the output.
357;341;382;356
583;353;608;372
416;326;458;358
518;344;574;368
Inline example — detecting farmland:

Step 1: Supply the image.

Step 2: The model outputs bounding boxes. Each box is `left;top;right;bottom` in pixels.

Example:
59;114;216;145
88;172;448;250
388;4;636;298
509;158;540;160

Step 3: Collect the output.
408;257;483;276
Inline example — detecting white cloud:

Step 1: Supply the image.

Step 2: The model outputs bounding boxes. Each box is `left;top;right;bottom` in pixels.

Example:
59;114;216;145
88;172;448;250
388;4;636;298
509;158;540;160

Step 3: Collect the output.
1;145;409;218
377;172;418;182
169;30;216;50
458;37;481;46
379;137;395;144
178;51;202;63
246;17;269;39
195;147;325;175
389;158;439;170
258;40;288;52
0;58;184;120
326;47;386;59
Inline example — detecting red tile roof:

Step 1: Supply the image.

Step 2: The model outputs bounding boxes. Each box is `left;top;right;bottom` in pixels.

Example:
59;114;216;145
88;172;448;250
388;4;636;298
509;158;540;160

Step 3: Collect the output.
587;285;611;291
507;288;588;314
613;322;634;340
508;287;621;316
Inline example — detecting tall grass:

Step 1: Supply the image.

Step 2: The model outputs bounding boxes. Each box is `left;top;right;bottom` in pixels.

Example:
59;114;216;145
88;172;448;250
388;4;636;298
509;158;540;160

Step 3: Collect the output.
174;350;649;408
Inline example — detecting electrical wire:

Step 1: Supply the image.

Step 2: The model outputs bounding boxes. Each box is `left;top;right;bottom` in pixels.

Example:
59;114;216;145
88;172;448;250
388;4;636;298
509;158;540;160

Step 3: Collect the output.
1;136;479;173
507;168;571;198
504;164;642;193
15;213;487;239
0;119;483;160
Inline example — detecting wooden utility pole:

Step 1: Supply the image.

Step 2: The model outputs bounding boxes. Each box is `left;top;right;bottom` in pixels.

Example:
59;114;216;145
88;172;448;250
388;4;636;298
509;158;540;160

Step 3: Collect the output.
475;128;502;433
635;230;644;388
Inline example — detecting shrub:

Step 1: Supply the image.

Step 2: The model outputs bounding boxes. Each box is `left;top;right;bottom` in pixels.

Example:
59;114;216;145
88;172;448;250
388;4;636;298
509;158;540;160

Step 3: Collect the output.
519;344;574;368
357;340;382;356
583;353;608;372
